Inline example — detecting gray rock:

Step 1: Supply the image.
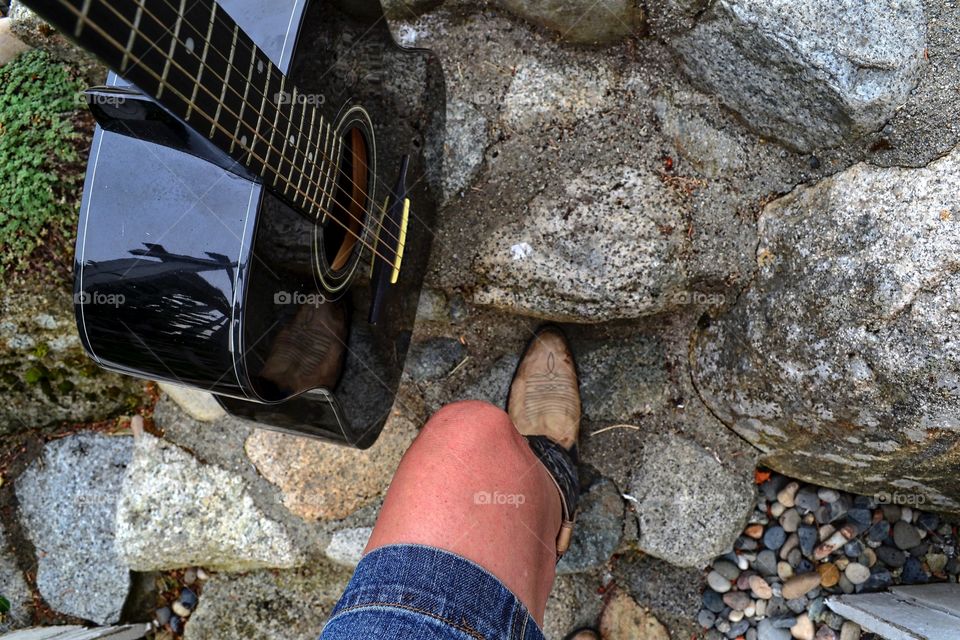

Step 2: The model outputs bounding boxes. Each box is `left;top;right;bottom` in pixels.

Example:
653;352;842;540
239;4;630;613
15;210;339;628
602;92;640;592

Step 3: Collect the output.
8;1;106;83
15;433;132;624
757;618;791;640
557;478;624;575
645;0;709;35
324;527;373;567
493;0;644;44
693;146;960;514
116;433;301;571
157;383;226;422
442;98;488;203
183;562;353;640
0;524;31;632
670;0;926;151
0;275;143;435
405;336;467;381
577;334;669;422
755;549;778;577
892;521;922;550
631;433;755;567
381;0;444;20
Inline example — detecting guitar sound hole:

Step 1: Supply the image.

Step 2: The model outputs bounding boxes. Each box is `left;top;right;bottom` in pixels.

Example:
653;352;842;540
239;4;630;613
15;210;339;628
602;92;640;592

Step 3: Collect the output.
325;127;369;273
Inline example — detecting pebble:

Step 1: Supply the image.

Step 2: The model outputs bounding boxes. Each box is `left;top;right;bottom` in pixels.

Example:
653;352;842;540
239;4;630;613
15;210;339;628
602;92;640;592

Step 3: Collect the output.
780;534;800;560
723;591;752;611
817;563;839;588
771;502;787;518
834;557;849;571
183;568;197;585
179;588;198;610
876;546;906;568
927;552;948;573
867;521;890;543
901;557;928;584
901;507;913;523
708;571;733;593
893;521;922;550
155;607;172;626
169;616;184;634
846;508;872;526
717;619;732;633
777;483;800;508
765;526;788;551
196;568;209;581
837;574;854;594
814;531;847;560
698;609;717;629
842;540;863;558
745;603;756;617
787;548;803;567
817;489;839;503
731;609;746;622
776;614;800;627
778;561;795;581
782;573;821;600
839;622;861;640
860;548;877;567
917;512;939;532
748;628;759;640
756;550;779;576
817;525;836;543
780;509;801;533
755;599;767;618
758;619;792;640
171;601;192;618
881;505;901;522
807;597;826;621
815;626;836;640
795;487;821;513
737;572;756;591
767;597;788;617
703;589;725;613
746;523;766;539
843;563;870;585
797;526;818;556
862;569;893;591
737;536;760;551
791;614;815;640
750;575;773;600
714;560;742;581
730;619;751;638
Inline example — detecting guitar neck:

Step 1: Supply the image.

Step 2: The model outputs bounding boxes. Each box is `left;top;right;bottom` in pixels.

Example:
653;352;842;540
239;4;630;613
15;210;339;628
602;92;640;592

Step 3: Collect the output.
25;0;337;215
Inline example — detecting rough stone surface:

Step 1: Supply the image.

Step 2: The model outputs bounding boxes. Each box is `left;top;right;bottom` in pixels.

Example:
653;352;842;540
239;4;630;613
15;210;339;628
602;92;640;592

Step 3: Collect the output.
8;1;106;83
630;433;755;567
184;562;352;640
324;527;373;567
0;523;31;632
670;0;927;151
442;98;489;203
557;478;624;575
157;383;226;422
0;17;29;65
599;590;671;640
542;572;605;640
493;0;644;44
0;276;143;435
116;432;301;571
245;413;418;521
15;433;132;624
693;146;960;513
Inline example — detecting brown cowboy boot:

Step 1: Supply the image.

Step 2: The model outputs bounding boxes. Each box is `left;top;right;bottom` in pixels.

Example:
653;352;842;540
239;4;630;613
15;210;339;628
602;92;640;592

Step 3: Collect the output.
508;326;581;559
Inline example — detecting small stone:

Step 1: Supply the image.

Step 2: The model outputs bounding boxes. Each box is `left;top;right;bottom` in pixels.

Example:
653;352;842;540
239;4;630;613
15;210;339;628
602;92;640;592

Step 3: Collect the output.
196;568;209;581
843;541;863;558
765;526;788;551
708;571;733;593
703;589;726;613
736;554;751;571
737;536;760;552
787;548;803;568
808;597;826;621
901;557;929;584
179;588;197;610
860;548;877;567
817;563;840;588
815;626;836;640
755;599;767;618
893;521;922;550
723;591;752;611
797;559;815;574
782;573;821;600
780;509;801;533
844;563;870;585
171;601;191;618
817;489;840;503
714;559;742;581
814;531;847;560
717;619;732;634
847;509;872;526
730;619;751;638
777;483;800;508
881;505;901;522
876;546;906;568
901;507;913;523
780;533;800;560
839;621;861;640
834;557;850;571
785;597;807;614
170;615;183;634
867;521;890;543
818;525;836;542
748;629;759;640
946;557;960;575
927;553;948;573
767;596;788;617
756;550;779;576
862;568;893;591
838;574;854;594
798;526;818;556
155;606;172;626
745;603;756;617
795;487;821;513
750;575;773;599
746;523;766;539
778;561;795;581
771;502;787;518
909;540;930;558
699;609;717;629
183;568;197;585
730;609;746;622
758;618;792;640
917;512;940;532
791;614;815;640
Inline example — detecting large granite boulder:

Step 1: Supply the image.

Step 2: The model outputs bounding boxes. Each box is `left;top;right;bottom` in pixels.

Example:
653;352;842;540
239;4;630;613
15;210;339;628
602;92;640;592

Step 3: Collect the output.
669;0;927;151
493;0;645;45
693;144;960;513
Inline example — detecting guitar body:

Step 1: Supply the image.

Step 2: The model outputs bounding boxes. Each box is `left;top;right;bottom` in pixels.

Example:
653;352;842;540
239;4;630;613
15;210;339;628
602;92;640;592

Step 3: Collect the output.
71;0;444;447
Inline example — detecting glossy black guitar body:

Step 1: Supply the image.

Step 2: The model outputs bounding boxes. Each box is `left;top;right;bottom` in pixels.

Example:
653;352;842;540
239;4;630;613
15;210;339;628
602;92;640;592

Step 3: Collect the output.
66;0;444;447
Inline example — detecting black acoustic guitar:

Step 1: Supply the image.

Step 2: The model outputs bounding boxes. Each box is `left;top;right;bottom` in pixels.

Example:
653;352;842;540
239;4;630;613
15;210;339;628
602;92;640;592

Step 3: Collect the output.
24;0;445;447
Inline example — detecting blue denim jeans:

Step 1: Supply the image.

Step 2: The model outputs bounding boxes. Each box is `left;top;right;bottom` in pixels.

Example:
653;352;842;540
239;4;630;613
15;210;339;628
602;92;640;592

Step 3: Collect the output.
320;544;546;640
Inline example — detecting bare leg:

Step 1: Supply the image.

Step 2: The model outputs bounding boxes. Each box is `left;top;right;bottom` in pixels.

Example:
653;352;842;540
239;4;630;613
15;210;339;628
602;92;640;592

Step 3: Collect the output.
365;400;563;624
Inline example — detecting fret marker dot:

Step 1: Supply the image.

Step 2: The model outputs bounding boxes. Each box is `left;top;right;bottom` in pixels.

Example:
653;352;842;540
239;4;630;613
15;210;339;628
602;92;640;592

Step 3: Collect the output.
308;152;314;161
257;60;264;73
184;37;195;54
240;135;248;147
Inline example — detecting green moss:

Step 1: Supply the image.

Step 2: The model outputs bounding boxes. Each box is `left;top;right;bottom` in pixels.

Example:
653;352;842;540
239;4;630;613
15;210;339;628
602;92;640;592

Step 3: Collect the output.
23;366;46;384
33;342;50;359
0;50;85;273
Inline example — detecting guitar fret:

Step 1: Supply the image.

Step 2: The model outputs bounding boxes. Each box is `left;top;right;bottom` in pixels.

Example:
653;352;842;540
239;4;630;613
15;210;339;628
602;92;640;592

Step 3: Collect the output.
310;122;330;219
74;0;92;37
187;3;217;123
266;76;286;187
157;0;188;100
231;43;258;155
247;62;271;166
120;0;145;73
296;108;314;206
320;123;338;217
210;22;238;138
278;88;296;194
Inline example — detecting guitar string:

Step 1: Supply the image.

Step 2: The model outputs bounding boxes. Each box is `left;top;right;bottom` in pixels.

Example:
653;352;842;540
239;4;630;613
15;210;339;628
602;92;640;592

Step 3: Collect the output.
82;0;403;251
90;0;403;249
52;0;404;268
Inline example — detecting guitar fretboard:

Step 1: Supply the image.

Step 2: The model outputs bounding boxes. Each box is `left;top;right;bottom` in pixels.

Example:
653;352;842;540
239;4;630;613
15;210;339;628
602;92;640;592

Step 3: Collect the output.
27;0;338;218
